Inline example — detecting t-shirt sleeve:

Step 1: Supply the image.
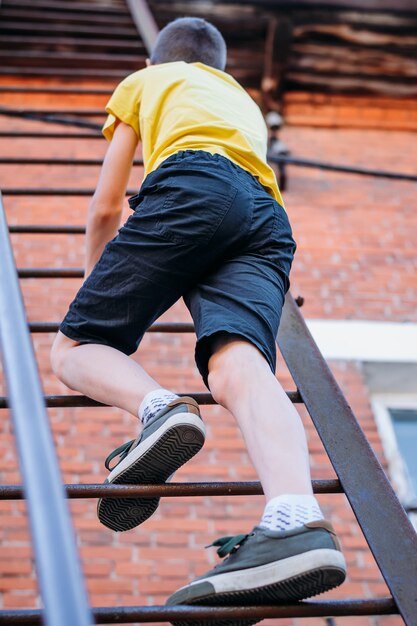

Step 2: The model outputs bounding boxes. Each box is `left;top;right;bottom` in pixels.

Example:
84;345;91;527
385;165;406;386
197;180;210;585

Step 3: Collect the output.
102;71;144;141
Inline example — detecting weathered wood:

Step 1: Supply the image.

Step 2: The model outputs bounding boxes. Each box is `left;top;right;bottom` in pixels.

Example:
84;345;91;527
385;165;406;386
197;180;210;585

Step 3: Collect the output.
0;35;144;53
0;67;129;79
293;24;417;47
150;0;417;12
0;21;138;38
286;72;417;96
6;0;125;14
1;0;416;97
0;51;144;68
291;45;417;77
0;8;133;25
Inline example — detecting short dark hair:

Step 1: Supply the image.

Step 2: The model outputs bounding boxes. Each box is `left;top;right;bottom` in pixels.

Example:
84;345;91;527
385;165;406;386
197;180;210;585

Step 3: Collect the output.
150;17;227;71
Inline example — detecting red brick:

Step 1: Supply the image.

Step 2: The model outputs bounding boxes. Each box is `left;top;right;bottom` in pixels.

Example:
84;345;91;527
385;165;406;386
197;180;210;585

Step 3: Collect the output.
114;561;153;577
0;560;33;575
1;75;414;622
3;593;38;609
0;578;37;591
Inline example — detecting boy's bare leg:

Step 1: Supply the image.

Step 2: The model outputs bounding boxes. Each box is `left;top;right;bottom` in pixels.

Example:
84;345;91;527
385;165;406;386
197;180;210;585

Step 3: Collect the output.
207;335;312;499
51;331;161;416
166;335;346;609
51;331;206;532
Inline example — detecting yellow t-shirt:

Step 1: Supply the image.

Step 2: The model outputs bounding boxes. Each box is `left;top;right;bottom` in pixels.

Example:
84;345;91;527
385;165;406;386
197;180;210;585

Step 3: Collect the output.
102;61;283;206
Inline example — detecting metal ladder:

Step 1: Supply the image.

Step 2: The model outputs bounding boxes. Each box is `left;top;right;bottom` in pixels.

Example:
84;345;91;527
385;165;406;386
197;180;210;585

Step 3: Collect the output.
1;1;417;625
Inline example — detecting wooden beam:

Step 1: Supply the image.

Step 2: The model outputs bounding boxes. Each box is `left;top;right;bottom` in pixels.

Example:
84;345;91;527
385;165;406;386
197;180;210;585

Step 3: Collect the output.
171;0;417;11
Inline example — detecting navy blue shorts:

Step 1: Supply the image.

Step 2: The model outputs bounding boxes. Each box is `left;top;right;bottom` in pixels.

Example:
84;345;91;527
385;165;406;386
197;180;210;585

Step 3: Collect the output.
60;151;296;387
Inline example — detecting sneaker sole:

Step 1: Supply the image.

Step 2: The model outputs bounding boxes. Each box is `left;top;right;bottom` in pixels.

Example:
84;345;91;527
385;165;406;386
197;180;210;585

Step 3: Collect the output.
168;548;346;626
97;413;205;531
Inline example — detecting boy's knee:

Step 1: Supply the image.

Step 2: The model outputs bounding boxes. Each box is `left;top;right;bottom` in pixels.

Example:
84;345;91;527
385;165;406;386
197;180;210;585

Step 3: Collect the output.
207;337;267;406
207;362;230;406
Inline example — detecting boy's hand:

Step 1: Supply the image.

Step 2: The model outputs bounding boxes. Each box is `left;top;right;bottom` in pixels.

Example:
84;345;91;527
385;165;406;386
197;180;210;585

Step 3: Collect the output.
85;122;138;278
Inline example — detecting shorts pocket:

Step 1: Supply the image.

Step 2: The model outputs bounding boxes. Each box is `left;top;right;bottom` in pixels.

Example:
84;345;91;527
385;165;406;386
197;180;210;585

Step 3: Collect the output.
151;172;239;245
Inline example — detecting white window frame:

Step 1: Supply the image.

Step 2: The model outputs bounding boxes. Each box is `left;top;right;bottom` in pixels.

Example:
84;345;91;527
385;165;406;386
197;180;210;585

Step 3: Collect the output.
371;393;417;529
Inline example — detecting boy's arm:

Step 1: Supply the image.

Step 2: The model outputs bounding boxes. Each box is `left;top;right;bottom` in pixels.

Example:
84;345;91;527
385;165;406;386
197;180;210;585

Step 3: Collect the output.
85;122;138;278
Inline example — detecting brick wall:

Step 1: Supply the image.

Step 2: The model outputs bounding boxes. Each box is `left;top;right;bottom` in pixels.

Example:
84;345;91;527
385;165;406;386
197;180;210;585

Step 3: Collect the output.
1;78;414;625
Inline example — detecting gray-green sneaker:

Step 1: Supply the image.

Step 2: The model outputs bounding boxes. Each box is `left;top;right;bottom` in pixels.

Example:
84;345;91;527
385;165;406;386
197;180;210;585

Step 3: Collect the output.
97;397;205;531
166;520;346;626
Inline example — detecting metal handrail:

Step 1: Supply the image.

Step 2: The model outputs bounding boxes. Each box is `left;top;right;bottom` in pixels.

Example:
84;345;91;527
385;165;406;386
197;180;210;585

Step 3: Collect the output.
0;193;92;626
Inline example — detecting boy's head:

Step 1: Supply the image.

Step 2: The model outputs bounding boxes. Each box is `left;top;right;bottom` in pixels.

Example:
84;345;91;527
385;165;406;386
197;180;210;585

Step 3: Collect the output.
150;17;227;71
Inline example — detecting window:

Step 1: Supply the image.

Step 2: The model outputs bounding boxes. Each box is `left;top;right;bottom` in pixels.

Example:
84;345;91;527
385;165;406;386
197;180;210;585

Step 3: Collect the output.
371;395;417;530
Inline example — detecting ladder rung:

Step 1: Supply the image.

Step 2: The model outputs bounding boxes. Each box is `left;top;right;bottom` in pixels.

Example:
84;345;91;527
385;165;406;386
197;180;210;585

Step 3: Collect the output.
0;390;303;409
0;86;113;94
11;225;86;234
3;189;136;196
2;157;143;166
0;108;106;116
0;479;343;500
0;597;398;624
0;131;101;138
18;268;83;277
28;321;196;333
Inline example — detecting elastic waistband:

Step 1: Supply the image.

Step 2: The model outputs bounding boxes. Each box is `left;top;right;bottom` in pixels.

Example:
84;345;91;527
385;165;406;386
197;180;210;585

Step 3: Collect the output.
158;150;263;190
165;149;230;164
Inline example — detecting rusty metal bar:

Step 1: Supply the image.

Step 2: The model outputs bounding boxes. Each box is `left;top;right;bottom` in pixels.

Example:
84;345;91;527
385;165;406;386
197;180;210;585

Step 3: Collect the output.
0;393;213;408
3;189;136;196
10;226;86;234
0;86;113;94
0;132;101;139
18;268;84;277
125;0;159;55
2;157;143;166
268;155;417;182
277;294;417;626
0;390;302;409
0;479;342;501
0;107;105;116
0;106;103;131
0;597;398;624
28;321;195;332
0;193;93;626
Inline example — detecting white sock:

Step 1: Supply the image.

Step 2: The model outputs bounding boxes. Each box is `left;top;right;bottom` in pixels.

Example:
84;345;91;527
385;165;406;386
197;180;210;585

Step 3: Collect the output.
259;494;323;532
138;389;179;425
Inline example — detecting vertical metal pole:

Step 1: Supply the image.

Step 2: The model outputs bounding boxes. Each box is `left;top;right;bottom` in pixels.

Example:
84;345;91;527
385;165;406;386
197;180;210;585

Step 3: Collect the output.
0;193;92;626
125;0;159;55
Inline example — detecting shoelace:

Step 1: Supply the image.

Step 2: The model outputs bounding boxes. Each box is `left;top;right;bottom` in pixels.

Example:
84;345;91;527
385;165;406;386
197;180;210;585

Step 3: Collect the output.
104;439;134;471
207;533;249;558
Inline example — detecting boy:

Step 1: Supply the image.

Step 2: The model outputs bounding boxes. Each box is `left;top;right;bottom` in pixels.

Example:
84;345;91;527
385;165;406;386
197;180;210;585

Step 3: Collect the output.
51;16;345;617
